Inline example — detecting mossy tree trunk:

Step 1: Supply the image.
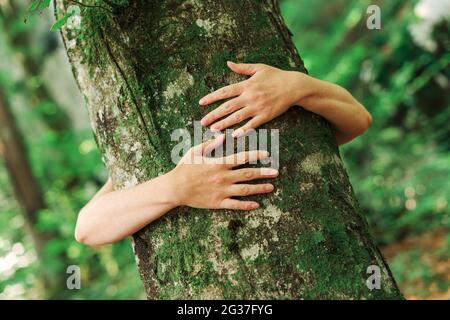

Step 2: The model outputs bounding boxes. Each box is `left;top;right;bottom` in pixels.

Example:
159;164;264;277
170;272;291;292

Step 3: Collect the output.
56;0;402;299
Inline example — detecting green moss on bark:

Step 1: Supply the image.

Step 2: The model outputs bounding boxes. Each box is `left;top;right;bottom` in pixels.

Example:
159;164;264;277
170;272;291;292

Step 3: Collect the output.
58;0;402;299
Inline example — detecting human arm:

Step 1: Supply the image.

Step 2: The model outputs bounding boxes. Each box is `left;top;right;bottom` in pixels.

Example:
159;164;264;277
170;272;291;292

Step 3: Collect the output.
199;62;372;145
75;138;278;246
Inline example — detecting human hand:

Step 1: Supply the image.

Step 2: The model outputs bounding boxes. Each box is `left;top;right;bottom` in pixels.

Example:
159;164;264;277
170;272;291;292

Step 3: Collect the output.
199;62;313;137
169;137;279;211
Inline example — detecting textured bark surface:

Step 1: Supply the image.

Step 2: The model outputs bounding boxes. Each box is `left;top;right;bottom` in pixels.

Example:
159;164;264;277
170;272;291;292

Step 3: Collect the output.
57;0;402;299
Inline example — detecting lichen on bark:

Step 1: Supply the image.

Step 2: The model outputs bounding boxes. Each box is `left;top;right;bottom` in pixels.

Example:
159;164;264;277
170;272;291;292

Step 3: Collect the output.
57;0;402;299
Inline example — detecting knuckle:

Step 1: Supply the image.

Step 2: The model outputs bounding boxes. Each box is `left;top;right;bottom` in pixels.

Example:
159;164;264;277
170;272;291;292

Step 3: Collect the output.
213;194;224;205
235;113;242;122
248;92;259;100
211;174;225;185
244;170;253;179
257;91;267;100
240;185;250;195
242;90;253;100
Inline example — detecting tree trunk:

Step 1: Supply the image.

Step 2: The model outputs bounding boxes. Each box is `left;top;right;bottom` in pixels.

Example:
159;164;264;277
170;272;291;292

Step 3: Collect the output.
56;0;402;299
0;88;58;295
0;0;72;132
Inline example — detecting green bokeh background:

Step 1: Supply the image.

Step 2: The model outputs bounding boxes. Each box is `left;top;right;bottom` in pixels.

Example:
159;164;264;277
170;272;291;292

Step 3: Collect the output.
0;0;448;299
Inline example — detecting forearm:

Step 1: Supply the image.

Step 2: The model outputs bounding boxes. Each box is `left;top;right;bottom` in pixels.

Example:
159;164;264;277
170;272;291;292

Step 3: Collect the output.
75;171;179;246
92;178;114;200
295;74;372;144
75;139;277;247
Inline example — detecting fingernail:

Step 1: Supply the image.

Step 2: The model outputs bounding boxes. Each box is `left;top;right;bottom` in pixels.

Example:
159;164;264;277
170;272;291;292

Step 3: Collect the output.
232;129;245;138
266;184;274;192
200;117;209;126
261;168;278;176
261;151;270;158
210;126;220;133
199;98;207;105
251;202;259;209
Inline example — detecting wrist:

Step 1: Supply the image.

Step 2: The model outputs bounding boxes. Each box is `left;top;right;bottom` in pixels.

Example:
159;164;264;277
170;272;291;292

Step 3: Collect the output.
164;167;186;208
293;72;320;110
153;169;184;209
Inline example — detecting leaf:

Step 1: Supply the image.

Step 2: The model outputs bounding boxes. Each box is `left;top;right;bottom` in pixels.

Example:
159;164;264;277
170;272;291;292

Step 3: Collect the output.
41;0;52;9
27;0;42;12
50;11;75;31
27;0;51;13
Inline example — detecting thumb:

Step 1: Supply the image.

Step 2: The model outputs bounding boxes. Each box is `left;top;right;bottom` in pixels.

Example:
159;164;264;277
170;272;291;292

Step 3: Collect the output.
227;61;263;76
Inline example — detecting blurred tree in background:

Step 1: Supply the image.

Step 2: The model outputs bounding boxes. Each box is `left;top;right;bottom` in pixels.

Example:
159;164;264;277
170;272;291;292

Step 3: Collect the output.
0;0;144;299
282;0;449;299
0;0;448;299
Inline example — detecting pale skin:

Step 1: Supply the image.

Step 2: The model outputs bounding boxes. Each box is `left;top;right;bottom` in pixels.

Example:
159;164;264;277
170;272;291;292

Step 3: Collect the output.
75;62;372;247
200;62;372;144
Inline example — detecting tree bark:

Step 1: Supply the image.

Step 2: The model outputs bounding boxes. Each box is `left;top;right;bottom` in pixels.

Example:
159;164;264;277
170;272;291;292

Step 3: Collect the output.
0;88;59;295
56;0;402;299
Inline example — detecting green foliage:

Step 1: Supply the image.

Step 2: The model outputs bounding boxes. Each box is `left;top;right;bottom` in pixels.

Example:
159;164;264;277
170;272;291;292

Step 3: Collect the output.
51;6;78;31
27;0;75;31
0;1;143;299
28;0;52;12
0;0;447;299
282;0;449;298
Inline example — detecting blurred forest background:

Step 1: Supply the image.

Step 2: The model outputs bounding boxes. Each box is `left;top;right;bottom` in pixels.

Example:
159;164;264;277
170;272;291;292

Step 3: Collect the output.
0;0;448;299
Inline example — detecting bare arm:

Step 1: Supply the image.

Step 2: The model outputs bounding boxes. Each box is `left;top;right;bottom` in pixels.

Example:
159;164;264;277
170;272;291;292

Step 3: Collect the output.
199;62;372;145
297;76;372;144
75;138;278;246
91;178;113;200
75;174;179;246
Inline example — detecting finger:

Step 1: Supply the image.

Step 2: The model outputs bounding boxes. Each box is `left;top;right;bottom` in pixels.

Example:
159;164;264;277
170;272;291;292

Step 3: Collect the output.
199;83;244;106
200;97;245;127
210;108;252;132
220;199;260;211
228;183;274;197
228;168;279;183
222;150;270;168
192;135;225;156
227;61;264;76
202;134;226;156
232;116;268;138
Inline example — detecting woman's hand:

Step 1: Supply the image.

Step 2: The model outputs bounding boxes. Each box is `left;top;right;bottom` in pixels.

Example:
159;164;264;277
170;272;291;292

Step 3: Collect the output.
170;138;279;211
75;137;278;246
199;62;313;137
199;61;372;145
